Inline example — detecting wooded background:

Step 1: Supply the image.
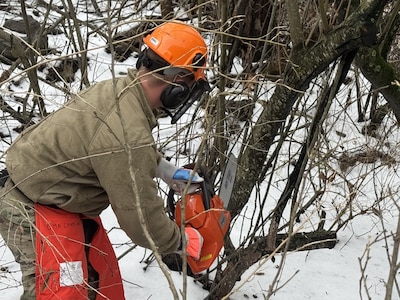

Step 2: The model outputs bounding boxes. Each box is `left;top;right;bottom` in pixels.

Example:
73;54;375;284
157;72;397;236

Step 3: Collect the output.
0;1;399;299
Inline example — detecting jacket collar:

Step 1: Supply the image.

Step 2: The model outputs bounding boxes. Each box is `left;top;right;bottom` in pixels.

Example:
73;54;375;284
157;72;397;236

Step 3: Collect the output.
127;68;158;129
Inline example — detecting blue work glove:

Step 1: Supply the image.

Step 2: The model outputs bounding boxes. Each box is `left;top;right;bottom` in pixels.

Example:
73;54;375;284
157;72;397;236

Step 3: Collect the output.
156;158;203;194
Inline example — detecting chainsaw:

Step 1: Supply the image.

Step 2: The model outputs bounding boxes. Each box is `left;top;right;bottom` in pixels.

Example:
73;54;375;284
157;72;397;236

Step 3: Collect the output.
167;164;231;274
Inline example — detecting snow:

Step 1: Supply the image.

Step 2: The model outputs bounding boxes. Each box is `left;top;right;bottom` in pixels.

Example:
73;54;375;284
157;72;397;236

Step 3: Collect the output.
0;1;399;300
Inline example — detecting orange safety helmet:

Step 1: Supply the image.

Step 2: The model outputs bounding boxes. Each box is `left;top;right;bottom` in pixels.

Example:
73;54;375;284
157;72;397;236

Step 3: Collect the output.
143;22;208;81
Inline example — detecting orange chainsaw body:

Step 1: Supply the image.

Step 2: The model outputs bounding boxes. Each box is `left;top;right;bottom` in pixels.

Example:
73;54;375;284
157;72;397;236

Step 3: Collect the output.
175;191;231;274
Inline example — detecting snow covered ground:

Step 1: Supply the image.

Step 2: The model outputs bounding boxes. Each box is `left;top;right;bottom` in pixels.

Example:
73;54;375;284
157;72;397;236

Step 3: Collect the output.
1;205;396;299
0;1;399;299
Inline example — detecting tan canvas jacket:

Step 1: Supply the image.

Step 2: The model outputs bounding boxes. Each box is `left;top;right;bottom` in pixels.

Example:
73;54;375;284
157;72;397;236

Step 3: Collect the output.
4;69;180;253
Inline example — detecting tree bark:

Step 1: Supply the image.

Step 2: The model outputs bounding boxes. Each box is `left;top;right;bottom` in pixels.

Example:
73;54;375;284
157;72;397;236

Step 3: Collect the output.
160;0;174;19
228;0;386;219
356;46;400;123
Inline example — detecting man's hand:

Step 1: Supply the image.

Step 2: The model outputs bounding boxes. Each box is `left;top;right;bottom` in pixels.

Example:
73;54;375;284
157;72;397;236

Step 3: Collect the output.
171;168;203;193
156;158;203;194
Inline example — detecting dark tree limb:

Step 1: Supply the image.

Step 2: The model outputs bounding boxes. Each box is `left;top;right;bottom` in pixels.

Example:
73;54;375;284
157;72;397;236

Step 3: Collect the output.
356;46;400;123
228;0;386;219
271;48;357;230
210;47;356;300
0;96;35;126
354;4;400;124
217;2;386;297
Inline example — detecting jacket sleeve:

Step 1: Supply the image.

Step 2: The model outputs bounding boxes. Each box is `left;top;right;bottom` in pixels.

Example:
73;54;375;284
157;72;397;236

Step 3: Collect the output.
90;142;180;254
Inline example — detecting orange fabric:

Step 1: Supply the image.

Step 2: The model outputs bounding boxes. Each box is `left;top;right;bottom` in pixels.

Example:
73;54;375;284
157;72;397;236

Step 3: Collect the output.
35;204;125;299
87;216;125;299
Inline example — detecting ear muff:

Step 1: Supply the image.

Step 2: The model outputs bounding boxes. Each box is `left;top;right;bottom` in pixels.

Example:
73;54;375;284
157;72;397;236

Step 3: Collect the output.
192;53;206;69
160;82;190;109
136;49;151;69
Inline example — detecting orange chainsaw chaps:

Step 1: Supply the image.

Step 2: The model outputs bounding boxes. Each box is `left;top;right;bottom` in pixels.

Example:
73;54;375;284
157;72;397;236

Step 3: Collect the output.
175;193;231;274
34;204;125;300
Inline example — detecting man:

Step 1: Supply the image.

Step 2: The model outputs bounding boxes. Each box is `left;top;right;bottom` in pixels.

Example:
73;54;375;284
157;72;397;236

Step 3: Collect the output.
0;21;210;299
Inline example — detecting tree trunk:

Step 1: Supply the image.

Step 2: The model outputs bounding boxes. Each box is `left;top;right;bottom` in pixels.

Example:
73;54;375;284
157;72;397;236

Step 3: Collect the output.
227;0;386;219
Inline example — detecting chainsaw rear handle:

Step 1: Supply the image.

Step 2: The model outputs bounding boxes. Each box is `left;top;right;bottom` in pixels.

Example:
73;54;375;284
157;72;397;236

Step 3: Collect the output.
200;180;210;210
167;163;214;219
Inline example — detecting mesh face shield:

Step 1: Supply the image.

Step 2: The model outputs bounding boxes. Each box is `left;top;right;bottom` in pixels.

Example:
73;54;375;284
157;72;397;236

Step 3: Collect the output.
162;79;211;124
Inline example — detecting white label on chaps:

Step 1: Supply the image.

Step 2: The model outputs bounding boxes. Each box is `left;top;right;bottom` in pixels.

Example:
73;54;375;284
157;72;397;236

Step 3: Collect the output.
59;261;84;286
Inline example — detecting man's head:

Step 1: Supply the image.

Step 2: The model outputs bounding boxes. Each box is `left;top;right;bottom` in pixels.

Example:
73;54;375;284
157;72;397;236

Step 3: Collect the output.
136;21;210;123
